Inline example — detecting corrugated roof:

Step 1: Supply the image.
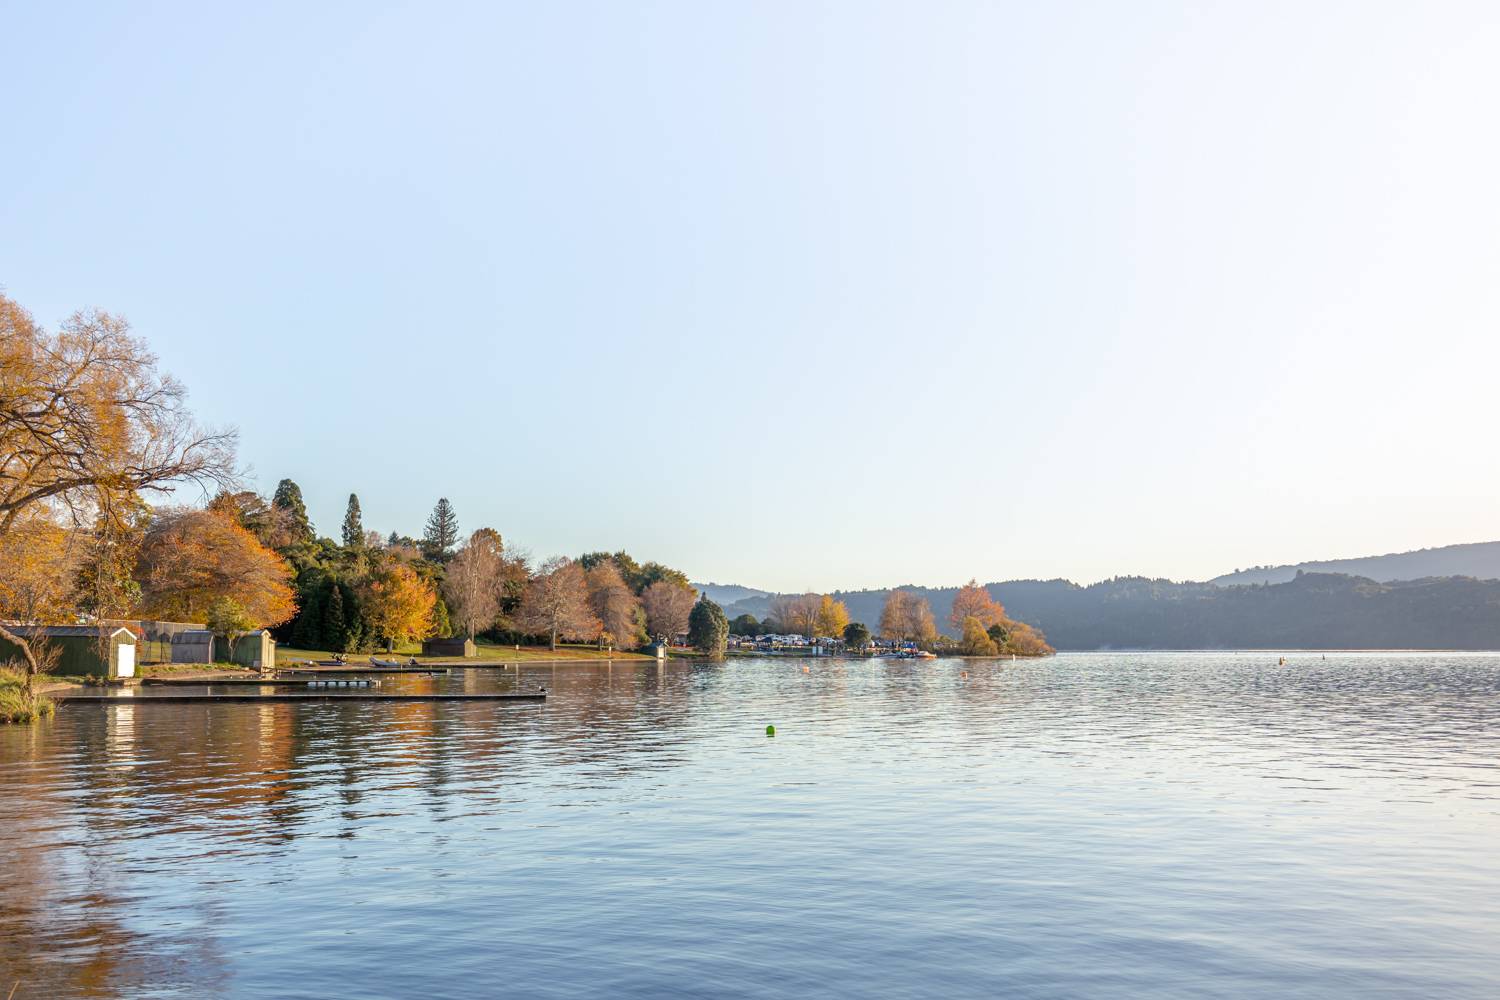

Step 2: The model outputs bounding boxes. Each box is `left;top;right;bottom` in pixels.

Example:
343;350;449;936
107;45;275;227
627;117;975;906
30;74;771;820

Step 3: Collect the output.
1;624;135;639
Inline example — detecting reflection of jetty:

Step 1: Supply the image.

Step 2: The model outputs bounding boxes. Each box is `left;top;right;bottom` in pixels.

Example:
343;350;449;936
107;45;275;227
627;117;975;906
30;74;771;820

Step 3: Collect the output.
55;691;546;704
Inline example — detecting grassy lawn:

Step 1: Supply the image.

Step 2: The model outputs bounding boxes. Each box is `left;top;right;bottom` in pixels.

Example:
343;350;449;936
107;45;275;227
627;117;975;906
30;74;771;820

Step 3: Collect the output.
275;641;657;663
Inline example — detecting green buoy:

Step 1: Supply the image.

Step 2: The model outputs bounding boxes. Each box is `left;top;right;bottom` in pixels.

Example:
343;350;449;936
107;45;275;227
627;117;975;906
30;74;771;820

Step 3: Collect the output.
765;724;776;737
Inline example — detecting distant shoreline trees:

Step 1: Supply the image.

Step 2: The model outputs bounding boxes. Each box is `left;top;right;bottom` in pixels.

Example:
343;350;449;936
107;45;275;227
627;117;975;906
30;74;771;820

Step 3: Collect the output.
1;288;1062;692
768;593;852;639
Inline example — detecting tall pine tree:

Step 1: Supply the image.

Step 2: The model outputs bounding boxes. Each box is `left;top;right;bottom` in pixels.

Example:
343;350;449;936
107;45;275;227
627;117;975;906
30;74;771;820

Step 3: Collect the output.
342;493;364;548
422;498;459;561
272;478;315;545
322;583;347;651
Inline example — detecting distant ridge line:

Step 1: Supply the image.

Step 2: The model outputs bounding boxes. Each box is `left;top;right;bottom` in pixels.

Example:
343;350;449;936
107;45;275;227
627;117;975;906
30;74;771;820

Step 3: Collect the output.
1208;540;1500;587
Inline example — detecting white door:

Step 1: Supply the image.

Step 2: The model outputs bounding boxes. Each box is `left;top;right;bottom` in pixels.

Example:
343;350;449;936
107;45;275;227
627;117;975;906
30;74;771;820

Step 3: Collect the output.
116;643;135;678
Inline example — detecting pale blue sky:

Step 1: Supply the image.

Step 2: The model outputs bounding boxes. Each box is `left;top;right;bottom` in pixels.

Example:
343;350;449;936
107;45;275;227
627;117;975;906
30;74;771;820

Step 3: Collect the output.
4;2;1497;591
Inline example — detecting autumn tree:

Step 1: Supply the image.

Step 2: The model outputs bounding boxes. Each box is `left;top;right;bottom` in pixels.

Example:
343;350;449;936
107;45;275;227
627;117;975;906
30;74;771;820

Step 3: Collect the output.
443;528;506;639
496;547;532;630
578;551;692;594
1002;620;1054;656
947;578;1054;655
0;293;235;691
341;494;364;548
770;594;821;637
360;563;437;651
0;514;79;625
959;616;1000;656
688;595;728;658
843;621;872;651
950;579;1006;633
135;507;297;628
516;557;597;650
641;581;696;642
879;589;938;644
815;595;851;639
586;561;645;650
73;497;148;627
423;498;459;562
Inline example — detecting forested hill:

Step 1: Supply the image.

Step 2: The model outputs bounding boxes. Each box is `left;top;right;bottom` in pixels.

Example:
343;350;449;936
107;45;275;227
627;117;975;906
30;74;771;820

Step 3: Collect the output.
1210;540;1500;586
711;574;1500;650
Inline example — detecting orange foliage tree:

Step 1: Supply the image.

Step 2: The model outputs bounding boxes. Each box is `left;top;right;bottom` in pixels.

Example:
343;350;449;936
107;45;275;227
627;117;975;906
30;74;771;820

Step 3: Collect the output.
360;563;437;651
0;514;79;625
949;579;1006;631
586;561;644;650
1;293;235;690
517;558;597;650
135;507;296;627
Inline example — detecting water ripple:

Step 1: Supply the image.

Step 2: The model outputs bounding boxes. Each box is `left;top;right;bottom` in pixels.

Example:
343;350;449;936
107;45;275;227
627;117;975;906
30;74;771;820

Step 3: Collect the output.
1;652;1498;998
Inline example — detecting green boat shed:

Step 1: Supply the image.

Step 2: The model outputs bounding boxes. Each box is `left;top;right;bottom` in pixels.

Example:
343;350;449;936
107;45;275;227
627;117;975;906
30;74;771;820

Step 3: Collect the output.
0;624;138;679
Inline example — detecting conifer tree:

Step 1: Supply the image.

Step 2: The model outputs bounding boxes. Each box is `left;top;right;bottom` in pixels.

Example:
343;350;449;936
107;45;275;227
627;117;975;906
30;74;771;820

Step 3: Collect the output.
688;595;729;659
432;594;453;639
322;584;347;651
271;478;315;544
342;494;364;548
422;498;459;561
291;586;324;649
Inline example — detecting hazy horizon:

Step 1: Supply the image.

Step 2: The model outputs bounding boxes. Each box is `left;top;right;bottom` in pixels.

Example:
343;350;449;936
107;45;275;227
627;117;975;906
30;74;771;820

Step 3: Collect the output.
5;2;1496;592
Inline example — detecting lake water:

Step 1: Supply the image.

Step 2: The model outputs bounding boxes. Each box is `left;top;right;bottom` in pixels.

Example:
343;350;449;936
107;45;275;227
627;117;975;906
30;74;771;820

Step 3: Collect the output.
2;652;1498;999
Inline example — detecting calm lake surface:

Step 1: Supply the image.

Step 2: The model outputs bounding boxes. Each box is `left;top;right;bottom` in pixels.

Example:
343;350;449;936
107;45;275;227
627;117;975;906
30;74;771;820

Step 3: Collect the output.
3;652;1499;999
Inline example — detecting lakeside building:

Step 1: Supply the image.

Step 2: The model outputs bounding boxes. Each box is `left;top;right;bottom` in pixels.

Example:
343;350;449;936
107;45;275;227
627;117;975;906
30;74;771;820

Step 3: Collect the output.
422;637;477;658
0;624;138;679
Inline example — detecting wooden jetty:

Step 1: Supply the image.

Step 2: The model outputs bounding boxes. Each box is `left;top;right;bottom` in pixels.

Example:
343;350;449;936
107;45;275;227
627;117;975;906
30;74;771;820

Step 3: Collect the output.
56;692;546;704
280;667;450;676
144;677;379;687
